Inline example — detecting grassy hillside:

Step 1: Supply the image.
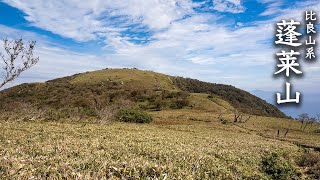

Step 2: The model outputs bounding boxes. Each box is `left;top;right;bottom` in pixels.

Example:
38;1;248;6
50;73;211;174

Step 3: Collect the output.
0;68;319;179
71;68;178;91
173;77;286;117
0;68;285;120
1;110;319;179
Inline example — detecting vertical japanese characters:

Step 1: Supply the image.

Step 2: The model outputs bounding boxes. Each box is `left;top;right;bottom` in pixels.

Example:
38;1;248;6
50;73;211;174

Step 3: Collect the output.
305;11;317;60
274;11;317;105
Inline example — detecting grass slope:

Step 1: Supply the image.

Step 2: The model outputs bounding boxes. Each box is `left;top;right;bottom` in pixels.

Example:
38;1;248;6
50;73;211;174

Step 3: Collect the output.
1;111;319;179
71;68;178;91
173;76;286;117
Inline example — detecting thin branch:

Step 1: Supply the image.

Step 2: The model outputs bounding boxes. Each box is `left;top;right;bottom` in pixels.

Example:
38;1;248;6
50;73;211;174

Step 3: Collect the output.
0;38;39;89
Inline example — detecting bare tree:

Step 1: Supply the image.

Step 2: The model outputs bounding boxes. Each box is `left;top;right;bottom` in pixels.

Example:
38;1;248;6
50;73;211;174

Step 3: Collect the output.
0;38;39;88
316;114;320;132
297;113;309;131
297;113;317;131
217;110;227;124
284;125;291;138
217;110;224;120
233;109;243;123
233;109;252;123
302;117;316;131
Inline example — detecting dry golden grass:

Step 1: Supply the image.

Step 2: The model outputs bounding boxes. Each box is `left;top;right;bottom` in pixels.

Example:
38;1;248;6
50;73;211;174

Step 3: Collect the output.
152;110;320;148
187;93;233;113
2;109;318;179
236;116;320;149
71;68;178;91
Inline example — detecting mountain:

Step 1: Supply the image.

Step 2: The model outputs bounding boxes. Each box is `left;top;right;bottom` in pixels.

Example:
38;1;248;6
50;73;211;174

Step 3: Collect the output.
0;68;286;119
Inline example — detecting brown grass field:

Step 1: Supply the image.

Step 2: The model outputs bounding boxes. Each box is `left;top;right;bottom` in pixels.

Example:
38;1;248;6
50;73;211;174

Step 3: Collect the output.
0;69;318;179
0;109;319;179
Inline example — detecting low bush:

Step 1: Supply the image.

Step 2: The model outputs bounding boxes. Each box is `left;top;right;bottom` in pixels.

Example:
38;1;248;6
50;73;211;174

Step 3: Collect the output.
116;109;153;123
80;108;97;117
298;151;320;167
261;152;302;180
298;151;320;179
306;164;320;179
170;99;189;109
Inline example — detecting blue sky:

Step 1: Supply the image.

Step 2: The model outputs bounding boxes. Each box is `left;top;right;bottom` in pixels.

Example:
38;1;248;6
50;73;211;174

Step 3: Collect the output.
0;0;319;117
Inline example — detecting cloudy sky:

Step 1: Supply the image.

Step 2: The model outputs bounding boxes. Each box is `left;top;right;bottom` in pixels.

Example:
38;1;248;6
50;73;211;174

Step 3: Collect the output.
0;0;319;116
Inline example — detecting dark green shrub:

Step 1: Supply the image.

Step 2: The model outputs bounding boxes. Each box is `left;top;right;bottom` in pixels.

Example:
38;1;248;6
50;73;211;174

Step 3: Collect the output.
307;164;320;179
81;108;97;117
138;103;149;110
164;91;177;98
116;109;153;123
170;99;189;109
261;152;301;180
149;98;166;111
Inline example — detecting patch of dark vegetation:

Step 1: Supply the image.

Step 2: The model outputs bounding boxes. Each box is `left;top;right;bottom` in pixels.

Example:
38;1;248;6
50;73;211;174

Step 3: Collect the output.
261;152;302;180
116;109;153;123
172;77;286;118
297;151;320;179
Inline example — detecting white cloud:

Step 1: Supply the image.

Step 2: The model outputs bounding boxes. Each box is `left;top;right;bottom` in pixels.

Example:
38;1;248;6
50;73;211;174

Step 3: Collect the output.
212;0;245;13
2;0;196;42
1;0;320;93
258;0;283;16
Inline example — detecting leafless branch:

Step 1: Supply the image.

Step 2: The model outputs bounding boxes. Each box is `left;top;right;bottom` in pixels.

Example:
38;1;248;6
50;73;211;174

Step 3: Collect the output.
0;38;39;88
